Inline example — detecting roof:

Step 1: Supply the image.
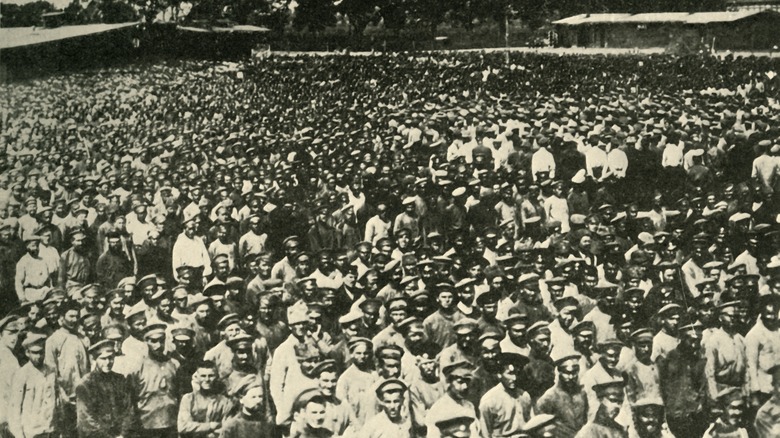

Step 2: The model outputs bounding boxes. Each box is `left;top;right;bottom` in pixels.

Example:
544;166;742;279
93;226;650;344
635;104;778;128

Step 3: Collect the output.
178;24;270;33
552;9;780;25
0;22;139;50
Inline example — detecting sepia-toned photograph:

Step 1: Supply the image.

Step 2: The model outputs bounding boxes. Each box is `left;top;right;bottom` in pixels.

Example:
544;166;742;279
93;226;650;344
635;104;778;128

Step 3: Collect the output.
2;0;780;436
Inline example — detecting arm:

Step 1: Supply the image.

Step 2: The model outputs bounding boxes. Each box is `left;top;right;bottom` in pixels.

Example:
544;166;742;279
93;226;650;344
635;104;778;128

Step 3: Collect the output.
177;393;218;434
478;399;494;438
58;252;68;287
7;375;25;438
15;260;25;302
745;332;761;394
704;337;720;403
268;345;288;407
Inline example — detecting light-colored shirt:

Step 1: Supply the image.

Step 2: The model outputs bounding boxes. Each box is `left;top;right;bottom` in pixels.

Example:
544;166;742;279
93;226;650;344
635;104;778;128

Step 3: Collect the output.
172;233;212;280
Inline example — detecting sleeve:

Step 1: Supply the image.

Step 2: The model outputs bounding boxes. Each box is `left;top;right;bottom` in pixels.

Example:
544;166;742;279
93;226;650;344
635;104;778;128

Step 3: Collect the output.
171;239;182;281
478;399;494;438
58;252;68;286
119;375;136;435
704;337;719;402
409;387;426;430
269;345;288;407
76;380;103;434
177;393;214;434
15;260;25;302
745;332;761;393
7;373;25;438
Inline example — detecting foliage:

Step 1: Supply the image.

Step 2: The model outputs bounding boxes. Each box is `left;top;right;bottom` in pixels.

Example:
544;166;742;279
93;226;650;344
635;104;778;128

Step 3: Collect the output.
292;0;336;32
0;1;55;27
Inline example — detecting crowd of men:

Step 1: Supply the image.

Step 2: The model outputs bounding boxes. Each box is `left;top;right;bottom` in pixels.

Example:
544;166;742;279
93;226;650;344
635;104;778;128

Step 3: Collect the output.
2;51;780;438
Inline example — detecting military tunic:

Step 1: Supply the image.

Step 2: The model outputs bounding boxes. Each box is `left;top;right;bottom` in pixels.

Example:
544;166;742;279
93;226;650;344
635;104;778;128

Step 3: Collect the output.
478;384;533;438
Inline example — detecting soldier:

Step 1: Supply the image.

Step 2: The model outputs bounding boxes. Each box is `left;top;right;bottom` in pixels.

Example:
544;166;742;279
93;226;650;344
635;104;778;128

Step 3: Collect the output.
627;398;670;438
129;323;180;437
536;349;589;438
45;300;90;438
177;360;236;438
423;283;463;348
75;339;134;438
290;359;354;438
360;379;413;438
8;332;58;438
703;301;747;406
219;383;269;438
426;359;479;438
479;352;533;437
409;343;444;437
623;328;662;405
0;314;22;436
15;234;54;303
432;407;477;438
336;337;377;429
754;364;780;438
703;388;749;438
574;378;628;438
745;294;780;409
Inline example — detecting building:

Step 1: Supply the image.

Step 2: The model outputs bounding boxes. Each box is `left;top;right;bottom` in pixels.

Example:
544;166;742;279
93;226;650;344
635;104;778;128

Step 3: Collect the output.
552;10;780;51
727;0;780;11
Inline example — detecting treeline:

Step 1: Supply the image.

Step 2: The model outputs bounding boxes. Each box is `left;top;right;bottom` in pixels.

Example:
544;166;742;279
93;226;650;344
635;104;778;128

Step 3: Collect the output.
1;0;727;36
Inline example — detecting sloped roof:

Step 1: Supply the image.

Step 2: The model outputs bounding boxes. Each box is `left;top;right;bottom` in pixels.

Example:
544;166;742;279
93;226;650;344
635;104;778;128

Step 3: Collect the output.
552;9;780;25
0;22;139;50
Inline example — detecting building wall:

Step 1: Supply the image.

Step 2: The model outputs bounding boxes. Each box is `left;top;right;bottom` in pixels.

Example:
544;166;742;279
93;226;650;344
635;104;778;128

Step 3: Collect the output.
556;15;780;50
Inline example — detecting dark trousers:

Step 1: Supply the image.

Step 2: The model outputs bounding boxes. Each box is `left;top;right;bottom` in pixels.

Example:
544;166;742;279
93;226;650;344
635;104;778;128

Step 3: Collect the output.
134;427;177;438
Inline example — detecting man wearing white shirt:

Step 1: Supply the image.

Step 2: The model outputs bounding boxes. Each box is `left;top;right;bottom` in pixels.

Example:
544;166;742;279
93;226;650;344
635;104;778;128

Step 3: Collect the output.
531;139;556;181
172;212;212;281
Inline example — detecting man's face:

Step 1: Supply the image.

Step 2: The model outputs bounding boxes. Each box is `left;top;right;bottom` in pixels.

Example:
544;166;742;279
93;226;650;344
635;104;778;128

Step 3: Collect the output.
303;401;327;428
197;367;217;391
290;322;307;339
680;330;702;352
95;352;115;373
146;334;165;356
195;304;211;325
448;375;471;400
234;346;252;367
351;344;371;368
558;307;576;329
558;360;580;389
419;360;437;380
600;387;625;419
26;345;45;367
634;406;663;438
379;358;401;378
724;400;746;426
26;240;39;256
241;386;264;413
61;309;79;331
600;347;621;372
634;339;652;363
508;321;527;346
529;330;551;355
319;371;337;397
498;364;520;391
381;391;404;420
761;304;779;330
437;292;454;310
574;331;593;352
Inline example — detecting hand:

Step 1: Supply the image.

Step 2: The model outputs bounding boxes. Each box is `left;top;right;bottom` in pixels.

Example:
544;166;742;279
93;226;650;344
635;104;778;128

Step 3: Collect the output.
209;422;221;431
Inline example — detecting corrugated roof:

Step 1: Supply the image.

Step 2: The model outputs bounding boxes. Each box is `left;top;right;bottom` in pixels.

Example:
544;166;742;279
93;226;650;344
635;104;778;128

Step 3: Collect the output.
0;22;139;50
553;9;780;25
178;25;270;33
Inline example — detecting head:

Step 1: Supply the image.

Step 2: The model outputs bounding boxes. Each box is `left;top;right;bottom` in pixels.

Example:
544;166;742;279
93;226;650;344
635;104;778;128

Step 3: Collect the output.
557;357;581;391
597;384;625;420
196;361;219;393
632;403;664;438
380;389;405;421
240;385;265;414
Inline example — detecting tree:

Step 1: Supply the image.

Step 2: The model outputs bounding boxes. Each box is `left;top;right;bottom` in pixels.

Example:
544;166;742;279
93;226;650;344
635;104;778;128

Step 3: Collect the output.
338;0;379;36
0;1;55;27
378;0;407;32
98;0;139;23
408;0;449;36
292;0;336;32
132;0;169;22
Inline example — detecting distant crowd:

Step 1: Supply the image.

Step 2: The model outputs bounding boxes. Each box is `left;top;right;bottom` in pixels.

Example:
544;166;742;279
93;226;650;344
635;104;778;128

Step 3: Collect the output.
1;51;780;438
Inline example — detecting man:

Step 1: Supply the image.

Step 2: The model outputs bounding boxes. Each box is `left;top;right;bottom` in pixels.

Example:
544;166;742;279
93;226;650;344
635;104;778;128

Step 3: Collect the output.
172;212;212;281
755;364;780;438
657;322;708;438
423;283;463;348
74;339;134;438
270;303;317;425
15;234;54;303
536;349;589;438
703;388;749;438
650;304;681;363
45;300;90;438
703;301;747;406
574;378;627;438
95;230;134;291
623;328;661;405
0;314;22;436
499;309;531;356
223;333;266;406
290;388;333;438
433;407;477;438
426;360;479;438
479;352;533;437
58;229;94;296
177;360;236;438
409;343;444;437
549;297;578;357
290;359;353;438
336;337;378;429
219;383;267;438
628;398;669;438
746;294;780;408
524;321;556;401
439;317;480;378
360;379;413;438
129;323;180;437
582;280;619;344
581;339;626;421
8;332;58;438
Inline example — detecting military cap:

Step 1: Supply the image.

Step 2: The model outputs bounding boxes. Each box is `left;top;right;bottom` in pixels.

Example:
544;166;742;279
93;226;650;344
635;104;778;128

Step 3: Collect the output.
22;332;47;349
88;339;116;357
453;317;479;335
454;278;477;289
597;339;624;353
497;352;529;369
656;303;682;316
292;388;326;412
376;344;404;360
630;328;654;341
409;289;430;302
338;310;364;325
375;378;408;398
527;321;550;336
570;320;595;335
143;323;167;339
503;308;529;326
136;274;157;291
227;333;254;350
476;290;500;306
442;359;474;378
632;397;664;409
518;273;540;285
593;377;625;396
359;298;382;314
433;406;476;433
171;327;195;341
310;359;338;377
478;327;504;343
347;337;372;352
550;348;580;366
386;297;409;312
188;293;210;309
520;414;556;433
0;314;22;333
123;301;147;321
717;300;741;312
553;296;579;311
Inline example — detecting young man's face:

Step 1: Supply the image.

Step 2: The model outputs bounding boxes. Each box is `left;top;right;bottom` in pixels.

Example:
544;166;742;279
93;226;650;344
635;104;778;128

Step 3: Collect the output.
633;339;652;363
379;358;401;379
600;387;625;419
498;364;520;391
241;386;265;413
558;361;580;389
95;352;115;373
318;371;337;397
351;344;371;368
61;309;80;331
26;345;45;367
197;367;218;391
303;401;327;429
437;292;454;310
448;375;471;400
381;391;404;421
